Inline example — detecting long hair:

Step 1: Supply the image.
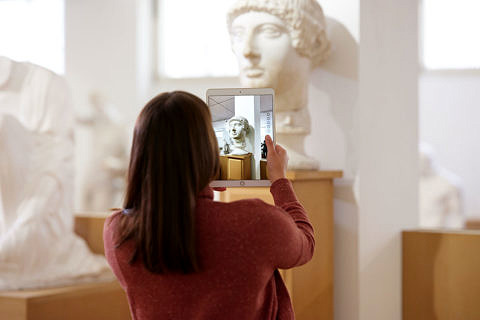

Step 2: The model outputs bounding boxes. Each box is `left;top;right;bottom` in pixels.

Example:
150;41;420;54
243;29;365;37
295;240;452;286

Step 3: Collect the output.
115;91;220;274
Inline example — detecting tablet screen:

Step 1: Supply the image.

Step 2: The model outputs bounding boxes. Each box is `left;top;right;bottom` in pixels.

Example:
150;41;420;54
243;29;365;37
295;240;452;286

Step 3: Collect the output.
208;92;274;181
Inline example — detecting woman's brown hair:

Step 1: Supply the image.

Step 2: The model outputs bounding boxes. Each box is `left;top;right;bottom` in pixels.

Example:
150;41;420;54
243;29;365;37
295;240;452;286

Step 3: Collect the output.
115;91;220;274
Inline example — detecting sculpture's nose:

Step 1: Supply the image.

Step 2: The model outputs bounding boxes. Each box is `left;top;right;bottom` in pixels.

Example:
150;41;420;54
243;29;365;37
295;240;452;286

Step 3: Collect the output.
242;31;259;60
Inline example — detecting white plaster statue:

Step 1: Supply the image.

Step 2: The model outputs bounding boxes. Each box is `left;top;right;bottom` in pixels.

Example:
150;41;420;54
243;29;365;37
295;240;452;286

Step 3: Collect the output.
226;115;250;155
227;0;331;169
0;57;112;290
76;92;127;212
419;143;464;228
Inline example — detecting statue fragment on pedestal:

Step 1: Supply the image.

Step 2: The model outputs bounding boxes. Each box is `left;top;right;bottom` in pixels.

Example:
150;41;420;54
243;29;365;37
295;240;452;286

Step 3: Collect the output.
76;92;128;212
419;143;464;228
0;56;112;290
227;0;330;169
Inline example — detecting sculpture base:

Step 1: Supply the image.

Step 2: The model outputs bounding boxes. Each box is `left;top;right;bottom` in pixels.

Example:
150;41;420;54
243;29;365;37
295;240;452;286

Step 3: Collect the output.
0;281;130;320
403;230;480;319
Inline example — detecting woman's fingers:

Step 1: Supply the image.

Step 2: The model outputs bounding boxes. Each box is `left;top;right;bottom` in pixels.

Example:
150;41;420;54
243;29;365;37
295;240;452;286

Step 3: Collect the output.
265;135;275;156
275;144;286;155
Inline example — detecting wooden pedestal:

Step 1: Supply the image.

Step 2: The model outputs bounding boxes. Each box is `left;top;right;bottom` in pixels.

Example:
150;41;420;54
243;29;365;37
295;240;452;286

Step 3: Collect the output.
219;170;342;320
220;154;252;180
0;281;130;320
465;218;480;230
74;214;109;255
0;215;130;320
403;230;480;319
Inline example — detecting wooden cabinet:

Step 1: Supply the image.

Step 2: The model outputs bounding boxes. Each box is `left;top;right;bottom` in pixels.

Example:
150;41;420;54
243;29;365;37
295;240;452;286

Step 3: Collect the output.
219;170;342;320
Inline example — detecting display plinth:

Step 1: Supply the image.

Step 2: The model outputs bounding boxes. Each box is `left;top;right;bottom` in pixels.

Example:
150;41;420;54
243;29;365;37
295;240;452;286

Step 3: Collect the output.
220;153;252;180
403;229;480;319
74;214;110;255
465;218;480;230
0;281;130;320
219;170;342;320
0;215;130;320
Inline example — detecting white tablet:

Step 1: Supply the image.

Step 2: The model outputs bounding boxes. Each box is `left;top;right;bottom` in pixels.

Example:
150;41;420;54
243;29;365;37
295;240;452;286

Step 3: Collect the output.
207;88;275;187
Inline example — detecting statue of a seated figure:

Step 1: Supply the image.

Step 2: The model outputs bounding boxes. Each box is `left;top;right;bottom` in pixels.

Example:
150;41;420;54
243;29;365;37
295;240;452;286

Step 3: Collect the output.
0;56;112;290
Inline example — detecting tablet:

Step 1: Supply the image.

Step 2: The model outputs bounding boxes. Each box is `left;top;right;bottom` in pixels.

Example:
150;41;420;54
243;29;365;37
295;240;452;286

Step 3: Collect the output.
207;88;275;187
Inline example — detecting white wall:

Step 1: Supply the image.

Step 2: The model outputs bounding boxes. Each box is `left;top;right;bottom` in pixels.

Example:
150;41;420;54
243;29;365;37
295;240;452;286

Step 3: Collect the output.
358;0;418;319
420;71;480;218
65;0;138;117
322;0;359;41
65;0;139;210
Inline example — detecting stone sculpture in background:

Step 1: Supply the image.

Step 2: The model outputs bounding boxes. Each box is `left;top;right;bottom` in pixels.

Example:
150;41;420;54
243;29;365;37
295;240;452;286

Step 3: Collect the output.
227;0;330;169
226;115;250;155
76;92;127;212
419;143;464;228
0;56;112;290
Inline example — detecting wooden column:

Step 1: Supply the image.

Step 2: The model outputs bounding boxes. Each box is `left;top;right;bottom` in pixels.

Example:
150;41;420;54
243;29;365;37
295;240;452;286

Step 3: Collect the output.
219;170;342;320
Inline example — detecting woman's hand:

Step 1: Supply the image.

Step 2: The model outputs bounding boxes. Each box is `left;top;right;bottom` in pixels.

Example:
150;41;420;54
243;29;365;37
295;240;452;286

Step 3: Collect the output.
265;135;288;183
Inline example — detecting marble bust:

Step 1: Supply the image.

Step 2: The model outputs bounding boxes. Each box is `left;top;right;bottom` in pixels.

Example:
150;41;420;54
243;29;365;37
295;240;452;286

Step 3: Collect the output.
227;0;330;169
226;115;250;155
0;56;112;290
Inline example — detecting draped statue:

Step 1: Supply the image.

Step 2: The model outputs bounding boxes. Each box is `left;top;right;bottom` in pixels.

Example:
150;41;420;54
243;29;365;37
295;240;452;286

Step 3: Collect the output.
0;56;112;290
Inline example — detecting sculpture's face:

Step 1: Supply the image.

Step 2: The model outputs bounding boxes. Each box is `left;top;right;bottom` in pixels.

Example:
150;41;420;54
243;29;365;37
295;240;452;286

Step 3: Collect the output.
230;11;309;91
228;120;245;140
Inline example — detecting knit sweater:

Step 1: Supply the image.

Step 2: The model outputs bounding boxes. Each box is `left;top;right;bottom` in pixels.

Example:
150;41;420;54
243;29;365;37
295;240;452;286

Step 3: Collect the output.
103;178;315;320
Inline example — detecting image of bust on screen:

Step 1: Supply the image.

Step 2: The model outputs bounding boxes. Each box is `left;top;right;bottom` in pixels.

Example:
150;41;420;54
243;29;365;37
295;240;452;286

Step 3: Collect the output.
226;116;250;155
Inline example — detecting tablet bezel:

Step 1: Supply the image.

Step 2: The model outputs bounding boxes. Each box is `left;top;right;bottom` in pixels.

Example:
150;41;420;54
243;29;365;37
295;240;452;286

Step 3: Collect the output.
207;88;275;188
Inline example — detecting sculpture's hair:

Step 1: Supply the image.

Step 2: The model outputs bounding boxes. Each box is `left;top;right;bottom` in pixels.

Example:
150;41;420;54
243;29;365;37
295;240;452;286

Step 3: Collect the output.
227;0;330;68
115;91;220;274
228;115;250;134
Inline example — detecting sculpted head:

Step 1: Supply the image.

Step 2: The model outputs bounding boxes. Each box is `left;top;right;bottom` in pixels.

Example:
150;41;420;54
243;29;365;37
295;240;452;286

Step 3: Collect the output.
227;0;330;89
227;116;250;142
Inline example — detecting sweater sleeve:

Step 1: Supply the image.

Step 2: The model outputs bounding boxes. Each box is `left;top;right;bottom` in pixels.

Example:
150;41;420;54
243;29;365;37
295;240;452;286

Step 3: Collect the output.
257;178;315;269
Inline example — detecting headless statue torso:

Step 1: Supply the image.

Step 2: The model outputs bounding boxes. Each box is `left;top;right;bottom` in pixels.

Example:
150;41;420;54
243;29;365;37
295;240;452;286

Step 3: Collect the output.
0;56;112;290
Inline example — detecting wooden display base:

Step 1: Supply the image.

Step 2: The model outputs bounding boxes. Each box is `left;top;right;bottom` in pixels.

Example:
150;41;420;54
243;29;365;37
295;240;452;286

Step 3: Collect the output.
0;214;130;320
219;170;342;320
74;214;110;255
403;229;480;319
465;218;480;229
0;281;130;320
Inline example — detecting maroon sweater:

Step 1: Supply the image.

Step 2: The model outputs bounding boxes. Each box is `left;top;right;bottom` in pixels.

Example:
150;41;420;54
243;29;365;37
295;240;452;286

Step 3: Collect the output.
103;178;315;320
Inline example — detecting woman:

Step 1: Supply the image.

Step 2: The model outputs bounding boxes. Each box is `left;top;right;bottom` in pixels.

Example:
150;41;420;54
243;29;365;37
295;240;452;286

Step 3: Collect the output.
103;91;314;320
